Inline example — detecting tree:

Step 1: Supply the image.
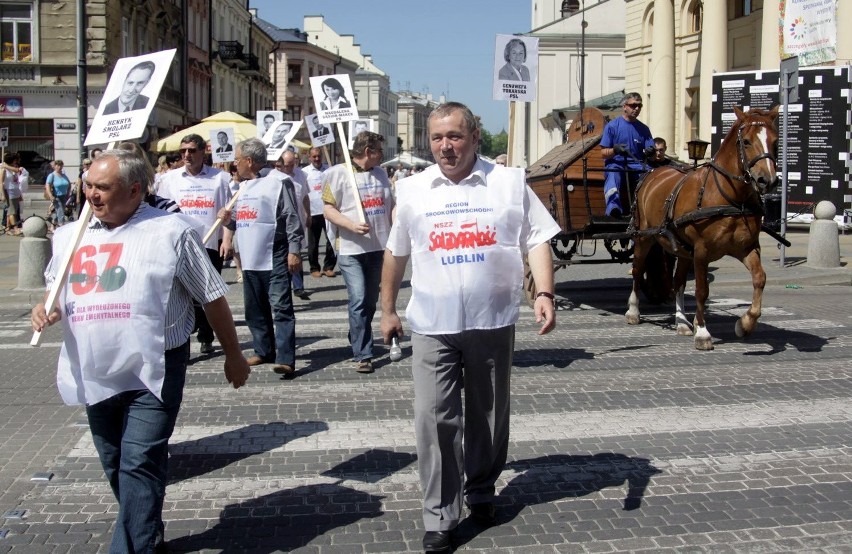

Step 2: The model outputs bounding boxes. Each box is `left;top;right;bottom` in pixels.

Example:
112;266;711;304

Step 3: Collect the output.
479;128;493;157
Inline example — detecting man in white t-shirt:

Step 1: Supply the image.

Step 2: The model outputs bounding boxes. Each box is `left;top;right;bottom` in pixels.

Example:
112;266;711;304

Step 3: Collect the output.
270;150;311;299
303;147;336;277
157;133;232;355
323;131;394;374
380;102;560;553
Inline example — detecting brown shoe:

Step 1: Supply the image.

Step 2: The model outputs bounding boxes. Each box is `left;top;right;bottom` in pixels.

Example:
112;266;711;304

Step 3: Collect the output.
356;359;373;373
246;355;266;366
272;364;295;375
323;269;336;277
310;270;321;278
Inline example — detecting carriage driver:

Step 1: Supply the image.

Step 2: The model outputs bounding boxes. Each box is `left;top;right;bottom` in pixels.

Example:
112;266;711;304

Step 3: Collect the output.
600;92;656;217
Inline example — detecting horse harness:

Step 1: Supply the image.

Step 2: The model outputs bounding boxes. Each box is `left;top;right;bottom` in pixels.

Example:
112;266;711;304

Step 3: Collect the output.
629;120;776;253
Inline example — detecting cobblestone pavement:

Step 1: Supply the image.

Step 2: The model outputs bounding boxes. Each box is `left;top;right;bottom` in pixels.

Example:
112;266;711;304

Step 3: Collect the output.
0;234;850;552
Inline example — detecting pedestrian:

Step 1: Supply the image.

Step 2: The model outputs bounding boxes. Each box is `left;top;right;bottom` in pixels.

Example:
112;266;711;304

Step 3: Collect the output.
270;150;311;299
600;92;655;217
303;147;336;277
157;133;232;354
380;101;560;553
323;131;394;374
45;160;72;228
220;138;303;376
31;148;250;554
1;153;24;235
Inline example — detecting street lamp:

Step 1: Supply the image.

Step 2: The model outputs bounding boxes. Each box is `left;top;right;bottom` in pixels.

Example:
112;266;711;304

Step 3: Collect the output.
687;139;709;168
561;0;586;142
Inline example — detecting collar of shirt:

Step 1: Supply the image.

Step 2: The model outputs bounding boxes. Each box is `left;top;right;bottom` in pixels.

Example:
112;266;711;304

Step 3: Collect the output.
180;165;212;178
429;157;488;188
89;202;149;230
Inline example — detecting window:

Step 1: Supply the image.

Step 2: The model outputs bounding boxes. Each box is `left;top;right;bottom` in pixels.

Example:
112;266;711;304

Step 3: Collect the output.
689;0;702;33
733;0;762;18
290;105;301;121
0;3;33;62
288;63;301;85
121;17;130;57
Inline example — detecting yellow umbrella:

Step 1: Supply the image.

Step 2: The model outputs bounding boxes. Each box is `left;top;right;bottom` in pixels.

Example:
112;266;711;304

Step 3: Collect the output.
154;111;257;152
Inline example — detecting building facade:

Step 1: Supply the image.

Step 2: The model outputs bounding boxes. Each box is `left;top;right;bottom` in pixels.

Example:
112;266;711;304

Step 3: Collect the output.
396;91;441;162
517;0;626;167
623;0;852;159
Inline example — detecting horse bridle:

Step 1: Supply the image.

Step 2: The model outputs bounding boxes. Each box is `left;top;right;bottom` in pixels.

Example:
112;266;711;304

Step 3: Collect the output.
735;120;777;186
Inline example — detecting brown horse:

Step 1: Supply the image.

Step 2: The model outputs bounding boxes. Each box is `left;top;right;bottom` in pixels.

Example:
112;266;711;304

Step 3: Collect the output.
625;106;780;350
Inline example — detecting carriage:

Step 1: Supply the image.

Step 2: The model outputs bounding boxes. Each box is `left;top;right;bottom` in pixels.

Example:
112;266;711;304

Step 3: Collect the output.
525;105;782;350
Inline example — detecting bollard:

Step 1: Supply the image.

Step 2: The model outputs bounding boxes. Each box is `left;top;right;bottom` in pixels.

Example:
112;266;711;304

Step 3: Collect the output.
806;200;841;268
17;216;51;290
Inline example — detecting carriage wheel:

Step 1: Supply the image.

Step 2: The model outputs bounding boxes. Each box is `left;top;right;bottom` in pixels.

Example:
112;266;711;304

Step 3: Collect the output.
603;238;633;263
639;243;676;305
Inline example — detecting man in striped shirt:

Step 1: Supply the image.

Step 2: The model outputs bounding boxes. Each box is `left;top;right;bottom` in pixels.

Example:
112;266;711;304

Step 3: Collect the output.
31;149;250;554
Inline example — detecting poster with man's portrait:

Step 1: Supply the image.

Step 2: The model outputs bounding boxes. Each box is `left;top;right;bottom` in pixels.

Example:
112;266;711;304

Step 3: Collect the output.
492;35;538;102
261;119;302;161
305;113;335;147
0;127;7;148
85;49;176;146
309;74;359;124
210;127;235;164
347;119;373;149
256;110;282;139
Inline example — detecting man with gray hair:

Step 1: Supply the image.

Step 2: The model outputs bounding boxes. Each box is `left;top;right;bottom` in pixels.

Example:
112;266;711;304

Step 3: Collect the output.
221;138;304;375
31;149;250;553
599;92;655;217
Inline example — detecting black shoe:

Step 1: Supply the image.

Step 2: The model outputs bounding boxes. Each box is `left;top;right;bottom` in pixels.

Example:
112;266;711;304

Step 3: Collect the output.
293;288;311;300
200;342;214;354
422;530;451;553
466;501;496;526
608;207;622;218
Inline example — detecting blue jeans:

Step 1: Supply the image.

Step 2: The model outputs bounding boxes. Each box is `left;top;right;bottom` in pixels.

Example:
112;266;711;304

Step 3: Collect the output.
242;253;296;365
52;194;68;225
338;250;383;361
86;342;189;553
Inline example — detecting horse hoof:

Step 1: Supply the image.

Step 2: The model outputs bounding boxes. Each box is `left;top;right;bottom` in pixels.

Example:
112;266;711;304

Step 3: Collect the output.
626;313;640;325
694;327;714;350
676;324;693;336
695;338;715;350
735;318;755;338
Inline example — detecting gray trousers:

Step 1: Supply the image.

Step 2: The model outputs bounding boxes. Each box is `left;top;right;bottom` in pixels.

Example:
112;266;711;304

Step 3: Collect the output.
411;325;515;531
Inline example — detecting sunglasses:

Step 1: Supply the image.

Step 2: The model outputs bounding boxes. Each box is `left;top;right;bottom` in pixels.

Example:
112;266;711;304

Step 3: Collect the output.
179;147;198;154
626;103;643;108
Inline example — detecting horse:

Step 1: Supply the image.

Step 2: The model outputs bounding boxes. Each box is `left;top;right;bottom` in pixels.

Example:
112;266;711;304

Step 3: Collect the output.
625;106;780;350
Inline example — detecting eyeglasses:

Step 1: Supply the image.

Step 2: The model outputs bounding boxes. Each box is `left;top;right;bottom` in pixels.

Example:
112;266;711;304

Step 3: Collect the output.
179;147;198;154
626;103;643;109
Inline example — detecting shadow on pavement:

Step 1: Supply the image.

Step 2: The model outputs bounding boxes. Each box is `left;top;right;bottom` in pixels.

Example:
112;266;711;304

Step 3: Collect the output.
453;452;662;549
167;421;329;482
168;448;414;552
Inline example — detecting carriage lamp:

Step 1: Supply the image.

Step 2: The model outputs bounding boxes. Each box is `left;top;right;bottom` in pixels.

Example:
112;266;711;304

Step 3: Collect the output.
687;139;710;167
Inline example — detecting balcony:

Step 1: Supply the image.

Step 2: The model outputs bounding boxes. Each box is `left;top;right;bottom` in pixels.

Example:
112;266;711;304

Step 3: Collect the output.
0;64;37;82
239;53;262;77
217;41;246;68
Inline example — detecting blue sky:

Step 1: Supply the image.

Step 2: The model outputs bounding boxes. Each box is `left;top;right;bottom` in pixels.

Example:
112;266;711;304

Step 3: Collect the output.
250;0;532;133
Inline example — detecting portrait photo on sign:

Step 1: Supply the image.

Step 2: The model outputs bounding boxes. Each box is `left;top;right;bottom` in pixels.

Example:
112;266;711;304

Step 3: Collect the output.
309;74;359;124
86;49;176;146
305;113;335;147
347;119;373;148
262;119;302;160
210;127;235;163
492;35;538;102
256;110;282;139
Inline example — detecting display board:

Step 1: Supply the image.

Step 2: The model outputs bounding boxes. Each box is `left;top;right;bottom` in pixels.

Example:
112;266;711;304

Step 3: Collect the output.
711;66;851;222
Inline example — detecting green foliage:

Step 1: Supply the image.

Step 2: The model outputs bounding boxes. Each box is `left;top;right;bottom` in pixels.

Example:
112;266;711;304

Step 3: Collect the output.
478;128;508;159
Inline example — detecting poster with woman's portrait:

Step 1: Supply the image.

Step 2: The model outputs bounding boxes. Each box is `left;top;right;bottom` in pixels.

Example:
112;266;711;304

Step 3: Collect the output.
309;74;359;124
492;35;538;102
86;49;176;145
